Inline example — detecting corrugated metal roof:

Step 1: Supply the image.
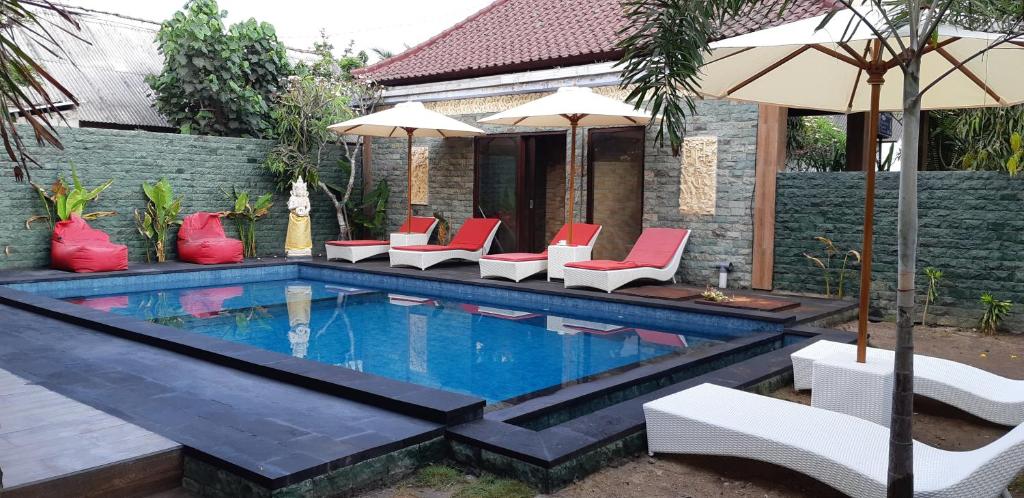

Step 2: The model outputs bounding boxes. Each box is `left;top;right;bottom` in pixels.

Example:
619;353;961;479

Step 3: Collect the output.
16;9;171;128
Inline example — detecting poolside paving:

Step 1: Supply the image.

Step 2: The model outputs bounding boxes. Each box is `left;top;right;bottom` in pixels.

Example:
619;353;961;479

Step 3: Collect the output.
0;368;180;495
0;302;443;490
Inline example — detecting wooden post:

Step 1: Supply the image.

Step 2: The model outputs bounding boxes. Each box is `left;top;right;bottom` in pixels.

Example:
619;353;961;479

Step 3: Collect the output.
846;112;871;171
362;137;374;217
751;105;788;290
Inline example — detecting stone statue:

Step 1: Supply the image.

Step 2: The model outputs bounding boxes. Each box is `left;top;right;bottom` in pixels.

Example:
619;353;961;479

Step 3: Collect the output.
285;178;312;257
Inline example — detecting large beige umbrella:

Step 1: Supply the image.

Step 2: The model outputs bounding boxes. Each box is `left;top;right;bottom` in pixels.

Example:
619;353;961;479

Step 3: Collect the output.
329;101;484;233
696;4;1024;362
479;87;653;243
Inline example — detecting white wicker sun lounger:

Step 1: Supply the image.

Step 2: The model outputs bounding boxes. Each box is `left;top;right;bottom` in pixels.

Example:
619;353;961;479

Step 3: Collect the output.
325;217;438;263
562;227;690;293
389;218;500;270
792;340;1024;426
479;223;601;282
645;383;1024;498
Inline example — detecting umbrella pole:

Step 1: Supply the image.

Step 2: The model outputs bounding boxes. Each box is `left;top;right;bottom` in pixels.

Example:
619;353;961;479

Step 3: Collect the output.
567;120;578;244
406;128;414;234
857;67;884;364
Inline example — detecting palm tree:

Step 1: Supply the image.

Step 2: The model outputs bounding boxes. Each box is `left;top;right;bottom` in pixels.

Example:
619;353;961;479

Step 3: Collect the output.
1;0;81;181
616;1;1024;495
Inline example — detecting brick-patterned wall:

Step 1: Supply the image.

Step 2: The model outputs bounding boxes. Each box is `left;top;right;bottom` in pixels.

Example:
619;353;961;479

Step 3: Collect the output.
0;127;353;269
369;98;761;287
774;171;1024;328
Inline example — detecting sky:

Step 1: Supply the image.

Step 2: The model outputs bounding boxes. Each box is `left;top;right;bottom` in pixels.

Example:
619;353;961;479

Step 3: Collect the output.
62;0;493;61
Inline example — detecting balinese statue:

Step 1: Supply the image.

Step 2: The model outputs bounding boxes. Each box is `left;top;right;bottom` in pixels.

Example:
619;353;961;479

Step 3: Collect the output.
285;178;312;257
286;285;312;358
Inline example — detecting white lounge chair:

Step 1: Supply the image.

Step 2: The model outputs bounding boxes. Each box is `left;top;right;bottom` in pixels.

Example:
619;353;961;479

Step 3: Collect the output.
389;218;500;270
792;340;1024;426
645;383;1024;498
562;228;690;293
325;216;438;263
478;223;602;282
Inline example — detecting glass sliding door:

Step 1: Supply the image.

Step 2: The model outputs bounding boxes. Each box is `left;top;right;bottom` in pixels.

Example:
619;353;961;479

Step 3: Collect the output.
475;134;566;254
475;137;520;254
587;128;645;260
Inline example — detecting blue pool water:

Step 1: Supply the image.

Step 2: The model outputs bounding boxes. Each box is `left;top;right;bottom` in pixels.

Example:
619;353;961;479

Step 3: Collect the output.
50;277;737;403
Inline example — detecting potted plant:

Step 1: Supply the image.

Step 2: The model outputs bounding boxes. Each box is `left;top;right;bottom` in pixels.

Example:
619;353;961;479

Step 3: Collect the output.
222;187;274;258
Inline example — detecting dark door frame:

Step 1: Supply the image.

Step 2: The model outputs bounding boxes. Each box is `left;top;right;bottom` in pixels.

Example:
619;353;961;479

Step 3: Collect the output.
474;131;567;252
585;126;646;223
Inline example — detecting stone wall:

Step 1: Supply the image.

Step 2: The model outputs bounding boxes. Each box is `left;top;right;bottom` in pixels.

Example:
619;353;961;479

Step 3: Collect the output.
369;96;761;287
774;171;1024;329
0;127;354;269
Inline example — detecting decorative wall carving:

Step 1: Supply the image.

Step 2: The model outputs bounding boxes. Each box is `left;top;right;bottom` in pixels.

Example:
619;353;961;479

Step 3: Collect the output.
679;136;718;215
423;86;632;115
410;146;429;205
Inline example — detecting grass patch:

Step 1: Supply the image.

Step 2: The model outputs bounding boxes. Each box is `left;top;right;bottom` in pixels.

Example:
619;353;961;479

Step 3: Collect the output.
452;475;534;498
414;465;465;488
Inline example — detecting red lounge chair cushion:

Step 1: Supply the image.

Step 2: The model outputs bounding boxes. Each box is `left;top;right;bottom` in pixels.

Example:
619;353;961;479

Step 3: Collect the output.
481;253;547;262
448;218;500;251
51;214;129;273
177;212;243;265
548;223;602;249
392;244;479;252
398;216;436;233
624;228;689;268
326;240;389;247
564;260;642;271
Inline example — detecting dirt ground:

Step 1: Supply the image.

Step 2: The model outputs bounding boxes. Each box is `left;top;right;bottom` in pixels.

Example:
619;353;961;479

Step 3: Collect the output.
367;321;1024;498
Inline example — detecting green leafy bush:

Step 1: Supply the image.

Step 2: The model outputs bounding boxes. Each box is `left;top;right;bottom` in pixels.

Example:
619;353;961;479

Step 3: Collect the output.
28;167;115;230
135;179;182;262
146;0;290;138
222;187;273;258
787;117;847;172
979;293;1013;336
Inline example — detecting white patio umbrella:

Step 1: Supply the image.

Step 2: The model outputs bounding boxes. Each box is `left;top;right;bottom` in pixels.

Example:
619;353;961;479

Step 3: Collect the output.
479;87;653;244
328;101;484;233
696;4;1024;361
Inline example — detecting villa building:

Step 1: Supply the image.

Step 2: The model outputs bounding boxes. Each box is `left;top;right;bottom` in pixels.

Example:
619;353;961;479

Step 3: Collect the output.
356;0;835;289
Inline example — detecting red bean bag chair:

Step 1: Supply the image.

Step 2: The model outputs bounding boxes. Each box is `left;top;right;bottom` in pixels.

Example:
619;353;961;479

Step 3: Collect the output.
177;212;243;265
51;214;128;273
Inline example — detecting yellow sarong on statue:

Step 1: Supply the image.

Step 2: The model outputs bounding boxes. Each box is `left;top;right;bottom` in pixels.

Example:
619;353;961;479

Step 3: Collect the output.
285;212;312;253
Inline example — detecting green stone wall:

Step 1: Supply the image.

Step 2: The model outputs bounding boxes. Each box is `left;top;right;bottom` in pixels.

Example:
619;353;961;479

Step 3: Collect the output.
774;171;1024;329
0;127;355;269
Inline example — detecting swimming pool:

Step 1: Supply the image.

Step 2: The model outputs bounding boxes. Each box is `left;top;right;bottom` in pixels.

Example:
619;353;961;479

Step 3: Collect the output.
10;264;782;405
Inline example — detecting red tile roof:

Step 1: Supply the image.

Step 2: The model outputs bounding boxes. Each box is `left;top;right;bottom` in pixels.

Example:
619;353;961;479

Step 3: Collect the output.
357;0;836;86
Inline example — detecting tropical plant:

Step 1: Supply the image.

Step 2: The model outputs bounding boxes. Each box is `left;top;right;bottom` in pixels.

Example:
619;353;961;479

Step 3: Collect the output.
135;179;182;262
1007;132;1023;177
222;187;273;258
787;117;847;172
263;32;381;239
921;267;944;326
146;0;290;138
617;4;1024;489
930;105;1024;173
346;179;390;239
432;211;451;245
27;167;114;230
0;0;82;182
803;236;861;299
978;293;1013;336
